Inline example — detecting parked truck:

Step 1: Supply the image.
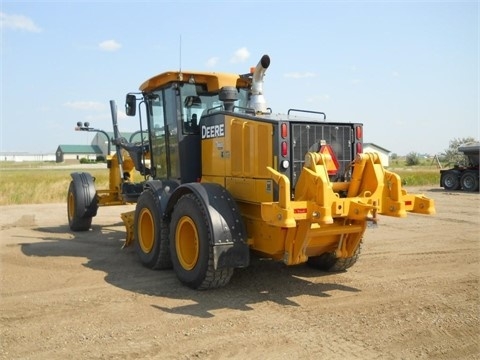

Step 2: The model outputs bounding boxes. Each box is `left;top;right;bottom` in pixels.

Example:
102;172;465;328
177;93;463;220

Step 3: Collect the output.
67;54;435;289
440;142;479;192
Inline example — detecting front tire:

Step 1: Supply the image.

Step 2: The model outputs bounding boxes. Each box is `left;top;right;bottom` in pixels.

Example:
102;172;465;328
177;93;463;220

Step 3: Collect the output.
134;188;172;269
169;193;233;290
67;176;97;231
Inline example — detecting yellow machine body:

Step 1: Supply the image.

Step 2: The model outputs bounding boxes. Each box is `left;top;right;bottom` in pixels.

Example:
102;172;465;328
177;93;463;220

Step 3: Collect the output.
68;54;435;289
200;114;434;265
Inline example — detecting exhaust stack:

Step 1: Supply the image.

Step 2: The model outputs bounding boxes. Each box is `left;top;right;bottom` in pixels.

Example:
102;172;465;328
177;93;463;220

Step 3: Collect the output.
248;54;270;113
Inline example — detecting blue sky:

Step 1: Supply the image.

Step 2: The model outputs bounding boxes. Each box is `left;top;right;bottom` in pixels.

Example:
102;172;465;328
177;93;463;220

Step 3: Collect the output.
1;0;478;155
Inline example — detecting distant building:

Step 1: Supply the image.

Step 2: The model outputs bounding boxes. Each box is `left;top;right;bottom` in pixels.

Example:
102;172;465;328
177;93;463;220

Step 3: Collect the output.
363;143;391;167
0;152;56;162
1;128;147;163
55;145;103;163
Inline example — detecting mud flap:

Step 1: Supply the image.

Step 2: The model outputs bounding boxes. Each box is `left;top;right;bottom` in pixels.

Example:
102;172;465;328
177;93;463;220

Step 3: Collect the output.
213;243;250;270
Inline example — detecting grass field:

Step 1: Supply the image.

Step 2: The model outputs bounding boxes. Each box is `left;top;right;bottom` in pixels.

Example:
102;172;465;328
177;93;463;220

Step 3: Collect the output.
0;161;441;206
389;168;440;187
0;164;110;206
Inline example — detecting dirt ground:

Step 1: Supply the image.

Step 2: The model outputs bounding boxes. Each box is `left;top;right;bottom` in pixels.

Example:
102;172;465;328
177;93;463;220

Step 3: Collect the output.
0;186;478;360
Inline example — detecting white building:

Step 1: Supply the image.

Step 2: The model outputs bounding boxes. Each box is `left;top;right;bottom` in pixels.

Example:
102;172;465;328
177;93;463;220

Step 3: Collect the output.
363;143;391;167
55;145;103;163
0;152;56;162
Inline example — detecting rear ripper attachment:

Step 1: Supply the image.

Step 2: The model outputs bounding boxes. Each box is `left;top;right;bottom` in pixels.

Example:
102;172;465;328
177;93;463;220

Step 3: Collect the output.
261;151;435;266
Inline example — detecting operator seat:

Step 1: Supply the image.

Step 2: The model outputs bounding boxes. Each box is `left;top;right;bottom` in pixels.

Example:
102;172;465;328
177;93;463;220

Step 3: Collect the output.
185;114;199;133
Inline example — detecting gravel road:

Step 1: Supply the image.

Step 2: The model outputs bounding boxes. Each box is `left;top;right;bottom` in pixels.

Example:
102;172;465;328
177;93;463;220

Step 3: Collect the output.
0;186;478;359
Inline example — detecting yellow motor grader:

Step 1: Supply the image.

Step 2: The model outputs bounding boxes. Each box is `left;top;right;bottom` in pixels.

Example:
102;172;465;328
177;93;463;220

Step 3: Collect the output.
67;54;435;289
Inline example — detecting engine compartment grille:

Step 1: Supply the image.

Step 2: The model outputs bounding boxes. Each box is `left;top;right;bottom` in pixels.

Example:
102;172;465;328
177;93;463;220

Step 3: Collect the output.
291;123;354;187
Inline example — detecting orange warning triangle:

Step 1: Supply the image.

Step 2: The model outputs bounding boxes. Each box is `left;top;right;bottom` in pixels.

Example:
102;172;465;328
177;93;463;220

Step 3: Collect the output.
319;144;340;175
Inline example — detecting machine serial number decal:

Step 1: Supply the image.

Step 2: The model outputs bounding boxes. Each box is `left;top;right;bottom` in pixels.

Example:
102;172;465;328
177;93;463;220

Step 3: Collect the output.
201;124;225;139
266;180;272;192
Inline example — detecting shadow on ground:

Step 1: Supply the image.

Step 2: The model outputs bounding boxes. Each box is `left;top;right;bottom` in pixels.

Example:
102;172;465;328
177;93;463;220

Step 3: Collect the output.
20;223;360;318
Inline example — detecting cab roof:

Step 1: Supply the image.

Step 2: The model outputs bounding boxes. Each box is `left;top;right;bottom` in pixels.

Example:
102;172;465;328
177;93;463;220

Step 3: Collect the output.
139;71;252;93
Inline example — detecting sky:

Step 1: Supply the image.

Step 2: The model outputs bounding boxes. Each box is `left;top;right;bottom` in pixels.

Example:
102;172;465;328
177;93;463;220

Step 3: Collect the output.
1;0;478;156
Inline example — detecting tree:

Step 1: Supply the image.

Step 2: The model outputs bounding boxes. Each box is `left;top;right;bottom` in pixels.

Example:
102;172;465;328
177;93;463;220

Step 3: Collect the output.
443;137;477;166
405;151;420;166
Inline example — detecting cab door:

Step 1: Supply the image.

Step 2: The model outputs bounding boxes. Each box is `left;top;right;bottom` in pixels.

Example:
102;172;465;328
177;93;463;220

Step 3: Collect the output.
147;86;179;180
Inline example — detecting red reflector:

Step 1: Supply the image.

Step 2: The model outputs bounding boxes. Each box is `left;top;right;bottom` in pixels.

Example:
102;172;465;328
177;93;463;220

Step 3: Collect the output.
356;126;363;140
319;144;340;175
281;123;288;139
281;141;288;156
405;201;412;206
294;208;307;214
356;142;363;154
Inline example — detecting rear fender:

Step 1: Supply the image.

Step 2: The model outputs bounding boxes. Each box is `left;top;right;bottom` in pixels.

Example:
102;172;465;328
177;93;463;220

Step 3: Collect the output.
165;183;249;269
143;179;179;211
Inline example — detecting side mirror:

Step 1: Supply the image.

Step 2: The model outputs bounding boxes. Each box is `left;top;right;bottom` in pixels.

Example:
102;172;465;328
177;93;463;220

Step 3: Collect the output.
125;94;137;116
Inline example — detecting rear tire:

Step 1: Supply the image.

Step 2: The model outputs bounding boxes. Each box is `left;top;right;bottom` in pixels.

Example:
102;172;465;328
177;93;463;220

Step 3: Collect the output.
441;171;461;190
169;193;233;290
134;188;172;269
460;171;479;192
307;243;362;272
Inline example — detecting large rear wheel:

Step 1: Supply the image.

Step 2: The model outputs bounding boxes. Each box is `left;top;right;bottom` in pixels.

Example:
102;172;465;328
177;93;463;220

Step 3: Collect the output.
169;193;233;290
134;188;172;269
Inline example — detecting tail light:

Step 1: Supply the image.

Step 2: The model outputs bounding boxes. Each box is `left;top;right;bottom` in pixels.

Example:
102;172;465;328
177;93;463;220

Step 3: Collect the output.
281;123;288;139
281;141;288;157
280;123;289;169
356;142;363;153
355;125;363;154
355;126;363;140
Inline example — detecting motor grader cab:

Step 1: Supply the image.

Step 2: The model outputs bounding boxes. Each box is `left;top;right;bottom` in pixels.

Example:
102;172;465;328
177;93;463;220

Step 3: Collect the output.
67;54;435;290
